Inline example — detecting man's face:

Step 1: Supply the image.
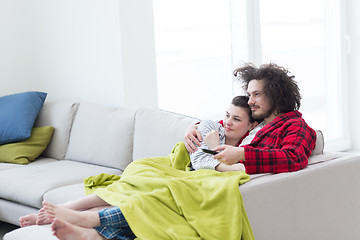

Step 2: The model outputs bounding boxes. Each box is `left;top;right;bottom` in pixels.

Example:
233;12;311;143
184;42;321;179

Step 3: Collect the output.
247;79;274;121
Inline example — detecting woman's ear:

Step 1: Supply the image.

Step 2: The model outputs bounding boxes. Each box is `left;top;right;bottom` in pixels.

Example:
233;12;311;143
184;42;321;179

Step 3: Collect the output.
249;121;259;131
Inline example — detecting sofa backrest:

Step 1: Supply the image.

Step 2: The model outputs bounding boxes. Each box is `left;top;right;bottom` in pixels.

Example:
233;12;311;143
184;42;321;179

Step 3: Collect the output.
311;130;324;156
34;102;79;160
133;107;200;160
36;102;324;169
65;103;135;170
132;107;324;160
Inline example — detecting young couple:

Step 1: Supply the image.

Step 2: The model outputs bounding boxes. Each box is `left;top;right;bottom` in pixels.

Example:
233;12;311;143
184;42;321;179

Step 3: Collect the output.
186;62;316;174
19;63;316;240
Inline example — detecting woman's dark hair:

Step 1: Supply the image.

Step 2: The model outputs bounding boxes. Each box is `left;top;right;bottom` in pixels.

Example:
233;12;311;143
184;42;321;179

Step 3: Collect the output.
233;62;301;114
231;96;256;123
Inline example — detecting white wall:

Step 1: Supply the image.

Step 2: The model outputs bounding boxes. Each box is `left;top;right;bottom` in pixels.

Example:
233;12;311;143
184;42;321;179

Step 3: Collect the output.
0;0;158;109
347;0;360;151
1;0;360;151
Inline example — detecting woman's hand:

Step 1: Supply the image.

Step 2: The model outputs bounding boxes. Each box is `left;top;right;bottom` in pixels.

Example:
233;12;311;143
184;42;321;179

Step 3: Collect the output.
204;130;220;149
184;125;203;153
212;145;245;165
215;163;246;172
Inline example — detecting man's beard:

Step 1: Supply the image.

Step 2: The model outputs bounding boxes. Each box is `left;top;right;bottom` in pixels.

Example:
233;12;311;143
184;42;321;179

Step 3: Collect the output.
251;106;275;120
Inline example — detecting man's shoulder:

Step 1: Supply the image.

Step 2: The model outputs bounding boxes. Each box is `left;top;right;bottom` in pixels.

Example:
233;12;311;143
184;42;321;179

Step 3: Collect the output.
264;110;315;133
282;110;302;120
277;111;307;125
279;111;316;135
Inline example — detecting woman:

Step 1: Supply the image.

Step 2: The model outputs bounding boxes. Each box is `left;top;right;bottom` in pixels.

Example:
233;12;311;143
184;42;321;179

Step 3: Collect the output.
190;95;259;172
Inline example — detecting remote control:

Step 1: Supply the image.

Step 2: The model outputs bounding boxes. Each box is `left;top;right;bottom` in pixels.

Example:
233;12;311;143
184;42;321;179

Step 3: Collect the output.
201;148;220;155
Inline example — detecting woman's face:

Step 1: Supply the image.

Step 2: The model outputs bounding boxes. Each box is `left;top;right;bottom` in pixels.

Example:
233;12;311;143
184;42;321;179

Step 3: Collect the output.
223;104;254;142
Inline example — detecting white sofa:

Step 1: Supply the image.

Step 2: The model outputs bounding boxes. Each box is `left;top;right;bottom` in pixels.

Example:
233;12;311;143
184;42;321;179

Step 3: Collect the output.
3;102;360;240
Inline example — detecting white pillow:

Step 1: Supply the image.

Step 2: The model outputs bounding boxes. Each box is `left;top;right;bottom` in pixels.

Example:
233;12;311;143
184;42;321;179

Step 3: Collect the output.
65;103;135;170
311;130;324;156
35;102;79;159
133;107;199;160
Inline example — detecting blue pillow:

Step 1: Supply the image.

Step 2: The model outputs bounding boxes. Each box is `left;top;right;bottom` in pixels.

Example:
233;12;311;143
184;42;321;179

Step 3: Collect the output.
0;91;47;145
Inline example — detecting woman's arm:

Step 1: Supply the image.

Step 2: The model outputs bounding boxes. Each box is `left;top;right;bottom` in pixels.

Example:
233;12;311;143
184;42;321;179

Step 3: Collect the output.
190;120;224;170
203;130;220;149
215;163;246;172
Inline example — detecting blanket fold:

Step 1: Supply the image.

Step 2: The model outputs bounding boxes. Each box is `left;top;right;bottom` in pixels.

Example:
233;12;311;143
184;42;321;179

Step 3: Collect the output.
84;142;254;240
83;173;121;195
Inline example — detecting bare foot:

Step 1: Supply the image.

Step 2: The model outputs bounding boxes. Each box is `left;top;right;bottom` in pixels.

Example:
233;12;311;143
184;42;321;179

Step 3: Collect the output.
36;207;54;225
19;214;37;227
37;200;84;225
43;201;99;228
51;218;105;240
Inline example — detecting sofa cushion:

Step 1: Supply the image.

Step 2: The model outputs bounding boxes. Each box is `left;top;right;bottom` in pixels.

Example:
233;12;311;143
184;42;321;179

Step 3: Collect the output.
0;91;47;145
34;102;79;160
65;103;135;170
0;159;122;208
133;107;199;160
0;163;22;171
43;183;87;204
0;126;54;164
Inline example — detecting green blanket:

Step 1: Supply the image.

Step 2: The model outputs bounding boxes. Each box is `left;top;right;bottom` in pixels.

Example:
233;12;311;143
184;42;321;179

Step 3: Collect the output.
84;142;254;240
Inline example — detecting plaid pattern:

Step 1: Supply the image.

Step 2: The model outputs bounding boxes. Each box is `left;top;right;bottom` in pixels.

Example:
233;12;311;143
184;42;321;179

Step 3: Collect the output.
95;206;136;240
243;110;316;174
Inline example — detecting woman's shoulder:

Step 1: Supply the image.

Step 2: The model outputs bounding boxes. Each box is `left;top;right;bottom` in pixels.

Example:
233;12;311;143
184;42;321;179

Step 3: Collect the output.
198;120;223;133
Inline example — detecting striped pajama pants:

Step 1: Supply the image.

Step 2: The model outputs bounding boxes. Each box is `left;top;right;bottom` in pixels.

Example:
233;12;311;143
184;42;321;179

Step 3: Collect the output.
94;206;136;240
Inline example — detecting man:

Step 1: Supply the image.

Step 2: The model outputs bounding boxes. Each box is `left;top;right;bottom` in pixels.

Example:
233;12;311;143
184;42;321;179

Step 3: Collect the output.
184;63;316;174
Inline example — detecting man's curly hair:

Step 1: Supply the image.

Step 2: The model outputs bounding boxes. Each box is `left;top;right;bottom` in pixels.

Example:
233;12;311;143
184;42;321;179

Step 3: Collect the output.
233;63;301;114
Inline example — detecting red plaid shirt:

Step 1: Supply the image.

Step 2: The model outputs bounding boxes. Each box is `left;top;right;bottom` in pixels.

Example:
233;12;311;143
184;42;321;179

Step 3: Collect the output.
243;110;316;174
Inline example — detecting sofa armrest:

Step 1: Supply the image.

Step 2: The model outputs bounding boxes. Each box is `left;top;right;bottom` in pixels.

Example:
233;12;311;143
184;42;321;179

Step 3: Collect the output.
240;153;360;240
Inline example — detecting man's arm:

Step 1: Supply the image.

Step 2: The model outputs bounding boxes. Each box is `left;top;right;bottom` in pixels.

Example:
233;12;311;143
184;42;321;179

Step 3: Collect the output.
184;124;202;153
212;145;245;165
243;121;316;174
212;120;316;174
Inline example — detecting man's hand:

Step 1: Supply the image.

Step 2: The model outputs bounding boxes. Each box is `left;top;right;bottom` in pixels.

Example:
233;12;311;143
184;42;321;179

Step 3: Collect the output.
184;125;202;153
212;145;245;165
